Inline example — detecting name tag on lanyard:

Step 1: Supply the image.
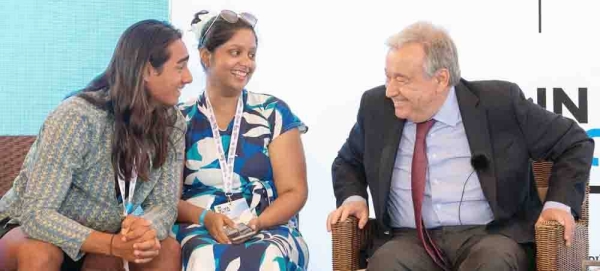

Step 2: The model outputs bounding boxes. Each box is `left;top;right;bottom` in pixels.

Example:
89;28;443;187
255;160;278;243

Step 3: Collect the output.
214;198;254;224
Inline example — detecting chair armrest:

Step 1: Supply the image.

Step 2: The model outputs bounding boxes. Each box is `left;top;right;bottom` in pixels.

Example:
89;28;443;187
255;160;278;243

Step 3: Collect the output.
535;220;588;271
331;216;376;271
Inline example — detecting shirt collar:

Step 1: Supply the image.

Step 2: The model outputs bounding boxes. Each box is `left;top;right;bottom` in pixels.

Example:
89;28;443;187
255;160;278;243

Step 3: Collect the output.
431;86;461;127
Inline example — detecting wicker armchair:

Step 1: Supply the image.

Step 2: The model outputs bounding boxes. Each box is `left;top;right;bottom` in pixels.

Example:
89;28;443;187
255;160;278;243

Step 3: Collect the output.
0;136;36;196
331;161;589;271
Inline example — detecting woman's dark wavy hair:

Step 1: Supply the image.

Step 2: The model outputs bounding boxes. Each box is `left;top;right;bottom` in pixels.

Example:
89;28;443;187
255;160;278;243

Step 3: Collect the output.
76;19;182;183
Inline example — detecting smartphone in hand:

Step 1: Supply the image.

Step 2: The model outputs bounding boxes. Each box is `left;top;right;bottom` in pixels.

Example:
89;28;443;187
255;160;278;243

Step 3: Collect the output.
224;223;257;244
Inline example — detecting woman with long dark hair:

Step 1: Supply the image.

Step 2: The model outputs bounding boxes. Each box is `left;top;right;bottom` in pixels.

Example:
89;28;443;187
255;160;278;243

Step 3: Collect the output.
0;19;192;271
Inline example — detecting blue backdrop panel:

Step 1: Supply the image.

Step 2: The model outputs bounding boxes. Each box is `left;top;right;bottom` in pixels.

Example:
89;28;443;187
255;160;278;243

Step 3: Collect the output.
0;0;169;135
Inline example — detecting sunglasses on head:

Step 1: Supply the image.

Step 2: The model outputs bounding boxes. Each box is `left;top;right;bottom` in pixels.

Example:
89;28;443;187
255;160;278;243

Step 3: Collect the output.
196;10;257;45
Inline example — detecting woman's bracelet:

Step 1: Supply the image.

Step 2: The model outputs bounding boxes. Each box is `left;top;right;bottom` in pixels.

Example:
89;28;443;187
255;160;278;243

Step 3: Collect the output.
199;209;209;226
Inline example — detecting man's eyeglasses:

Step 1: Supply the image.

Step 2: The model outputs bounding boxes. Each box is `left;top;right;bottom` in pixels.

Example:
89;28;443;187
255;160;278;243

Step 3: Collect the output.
196;10;257;45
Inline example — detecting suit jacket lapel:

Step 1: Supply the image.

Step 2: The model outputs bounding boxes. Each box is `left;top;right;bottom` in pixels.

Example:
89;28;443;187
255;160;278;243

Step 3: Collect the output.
455;82;499;215
377;98;405;226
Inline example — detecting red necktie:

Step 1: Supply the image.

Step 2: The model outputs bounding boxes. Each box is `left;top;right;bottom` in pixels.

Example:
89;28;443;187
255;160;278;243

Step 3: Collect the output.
412;119;451;271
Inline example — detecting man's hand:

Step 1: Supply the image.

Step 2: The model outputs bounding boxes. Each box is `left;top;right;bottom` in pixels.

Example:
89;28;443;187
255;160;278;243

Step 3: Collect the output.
326;200;368;232
112;233;160;264
121;215;153;242
536;208;576;247
120;215;160;263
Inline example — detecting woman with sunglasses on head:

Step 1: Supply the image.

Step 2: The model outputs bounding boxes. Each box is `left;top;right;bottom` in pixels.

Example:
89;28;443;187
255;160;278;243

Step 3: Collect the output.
174;10;309;270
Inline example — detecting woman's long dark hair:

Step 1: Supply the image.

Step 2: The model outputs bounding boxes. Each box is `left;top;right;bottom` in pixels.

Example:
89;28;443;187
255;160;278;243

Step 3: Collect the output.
77;20;182;183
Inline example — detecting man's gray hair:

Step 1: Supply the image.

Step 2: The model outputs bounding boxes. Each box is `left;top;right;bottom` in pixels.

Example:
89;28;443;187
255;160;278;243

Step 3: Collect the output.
386;21;461;86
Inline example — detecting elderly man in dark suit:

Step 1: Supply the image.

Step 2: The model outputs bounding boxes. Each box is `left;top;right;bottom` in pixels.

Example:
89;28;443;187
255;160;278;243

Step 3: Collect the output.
326;21;594;270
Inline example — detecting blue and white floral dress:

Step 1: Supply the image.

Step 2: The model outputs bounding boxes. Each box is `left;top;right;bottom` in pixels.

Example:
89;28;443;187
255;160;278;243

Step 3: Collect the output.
173;90;309;271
